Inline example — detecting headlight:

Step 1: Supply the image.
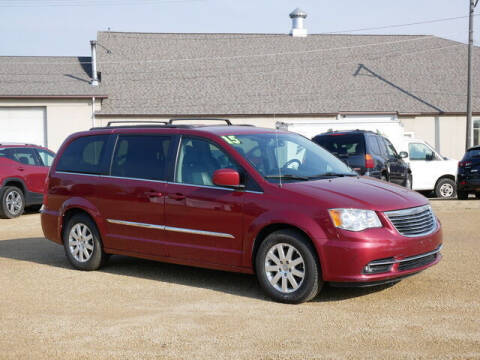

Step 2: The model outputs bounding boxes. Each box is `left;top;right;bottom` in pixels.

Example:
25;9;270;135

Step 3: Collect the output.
328;208;382;232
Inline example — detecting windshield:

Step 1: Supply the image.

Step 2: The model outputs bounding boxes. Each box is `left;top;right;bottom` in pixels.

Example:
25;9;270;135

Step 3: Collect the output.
222;133;356;183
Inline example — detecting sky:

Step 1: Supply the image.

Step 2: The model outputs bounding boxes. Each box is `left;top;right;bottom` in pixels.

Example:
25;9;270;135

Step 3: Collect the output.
0;0;478;56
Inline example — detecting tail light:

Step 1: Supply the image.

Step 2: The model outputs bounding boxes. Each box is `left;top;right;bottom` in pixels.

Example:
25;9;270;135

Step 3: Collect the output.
365;154;375;169
458;161;472;168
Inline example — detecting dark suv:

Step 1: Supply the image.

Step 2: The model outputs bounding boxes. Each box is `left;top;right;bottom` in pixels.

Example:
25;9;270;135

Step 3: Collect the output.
41;120;441;303
0;143;55;218
312;130;411;188
457;145;480;200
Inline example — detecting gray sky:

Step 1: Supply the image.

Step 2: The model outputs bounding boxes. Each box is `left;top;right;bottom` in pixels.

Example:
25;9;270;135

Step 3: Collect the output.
0;0;478;56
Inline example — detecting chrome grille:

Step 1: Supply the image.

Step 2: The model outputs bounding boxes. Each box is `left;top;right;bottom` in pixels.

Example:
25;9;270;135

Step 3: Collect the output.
384;205;437;237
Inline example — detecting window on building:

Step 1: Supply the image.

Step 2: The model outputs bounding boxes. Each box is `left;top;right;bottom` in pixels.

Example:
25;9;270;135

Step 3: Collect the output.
474;119;480;146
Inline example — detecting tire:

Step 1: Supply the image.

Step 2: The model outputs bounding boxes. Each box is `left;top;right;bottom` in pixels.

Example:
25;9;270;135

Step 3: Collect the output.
435;178;456;199
255;229;322;304
0;186;25;219
476;192;480;200
63;213;107;271
457;191;468;200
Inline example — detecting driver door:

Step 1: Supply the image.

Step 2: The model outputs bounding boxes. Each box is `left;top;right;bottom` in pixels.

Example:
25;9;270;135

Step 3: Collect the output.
164;136;245;266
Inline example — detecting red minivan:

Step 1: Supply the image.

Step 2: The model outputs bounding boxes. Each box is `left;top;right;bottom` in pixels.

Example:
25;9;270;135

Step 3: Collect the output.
41;120;442;303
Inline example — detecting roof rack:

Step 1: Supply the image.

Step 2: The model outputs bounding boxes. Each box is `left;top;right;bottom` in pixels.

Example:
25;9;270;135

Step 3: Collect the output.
106;121;168;127
0;142;36;146
168;118;232;125
90;118;237;131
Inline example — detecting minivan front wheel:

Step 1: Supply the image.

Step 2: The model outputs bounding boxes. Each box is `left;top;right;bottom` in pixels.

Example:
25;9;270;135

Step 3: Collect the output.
63;214;106;271
255;230;322;304
0;186;25;219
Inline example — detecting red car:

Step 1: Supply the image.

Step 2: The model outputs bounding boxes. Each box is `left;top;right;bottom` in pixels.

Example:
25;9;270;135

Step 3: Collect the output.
0;143;55;218
41;120;442;303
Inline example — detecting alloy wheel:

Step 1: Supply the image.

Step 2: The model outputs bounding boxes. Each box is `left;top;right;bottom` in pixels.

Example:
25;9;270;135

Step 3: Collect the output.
5;190;23;216
264;243;305;293
68;223;94;262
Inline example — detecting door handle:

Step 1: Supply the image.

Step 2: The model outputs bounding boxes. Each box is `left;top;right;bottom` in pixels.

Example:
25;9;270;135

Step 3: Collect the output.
17;167;25;172
168;193;186;201
144;191;163;198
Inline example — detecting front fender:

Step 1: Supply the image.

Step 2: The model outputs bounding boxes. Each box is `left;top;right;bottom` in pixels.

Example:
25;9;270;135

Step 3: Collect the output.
244;209;330;271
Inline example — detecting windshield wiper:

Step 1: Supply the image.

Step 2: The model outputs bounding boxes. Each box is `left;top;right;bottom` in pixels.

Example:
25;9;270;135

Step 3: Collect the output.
307;172;357;179
264;174;309;181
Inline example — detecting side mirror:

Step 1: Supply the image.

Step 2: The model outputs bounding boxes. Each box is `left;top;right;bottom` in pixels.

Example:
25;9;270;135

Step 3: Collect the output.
213;168;242;188
425;153;434;161
399;151;409;159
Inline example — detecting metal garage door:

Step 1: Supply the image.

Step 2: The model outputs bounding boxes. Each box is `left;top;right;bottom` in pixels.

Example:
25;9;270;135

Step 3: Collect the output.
0;107;46;146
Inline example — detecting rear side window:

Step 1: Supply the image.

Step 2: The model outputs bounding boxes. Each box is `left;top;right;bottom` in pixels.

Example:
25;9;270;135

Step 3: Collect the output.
314;134;365;157
2;148;40;166
111;135;172;181
465;149;480;160
56;135;109;174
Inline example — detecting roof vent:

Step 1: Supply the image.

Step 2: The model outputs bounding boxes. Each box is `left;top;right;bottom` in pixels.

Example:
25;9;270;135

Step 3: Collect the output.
289;8;307;37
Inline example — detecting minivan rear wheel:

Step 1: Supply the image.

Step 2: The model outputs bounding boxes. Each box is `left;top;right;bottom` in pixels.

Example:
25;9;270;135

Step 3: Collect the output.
63;214;107;271
0;186;25;219
255;229;322;304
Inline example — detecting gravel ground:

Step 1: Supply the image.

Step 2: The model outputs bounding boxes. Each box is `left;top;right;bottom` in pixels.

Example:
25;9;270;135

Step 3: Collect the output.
0;200;479;359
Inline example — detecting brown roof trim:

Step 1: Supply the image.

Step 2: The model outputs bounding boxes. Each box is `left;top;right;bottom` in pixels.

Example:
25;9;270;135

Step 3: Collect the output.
95;112;339;118
0;95;108;99
96;111;480;118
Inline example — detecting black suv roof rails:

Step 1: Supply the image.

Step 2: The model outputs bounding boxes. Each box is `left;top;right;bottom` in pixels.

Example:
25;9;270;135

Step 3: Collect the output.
168;118;232;125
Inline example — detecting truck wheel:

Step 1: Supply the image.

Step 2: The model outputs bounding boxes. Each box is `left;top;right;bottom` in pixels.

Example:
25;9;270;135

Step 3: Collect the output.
63;213;107;271
435;178;456;199
255;229;322;304
0;186;25;219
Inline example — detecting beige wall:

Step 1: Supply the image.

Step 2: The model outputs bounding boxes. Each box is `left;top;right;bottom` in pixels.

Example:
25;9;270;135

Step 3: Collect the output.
401;115;466;160
0;98;100;151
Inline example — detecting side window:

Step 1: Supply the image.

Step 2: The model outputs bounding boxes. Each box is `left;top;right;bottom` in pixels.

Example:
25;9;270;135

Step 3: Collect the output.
111;135;171;181
376;137;387;156
37;149;55;167
367;135;381;155
408;143;436;161
383;138;399;158
7;148;40;166
56;135;109;174
175;137;238;186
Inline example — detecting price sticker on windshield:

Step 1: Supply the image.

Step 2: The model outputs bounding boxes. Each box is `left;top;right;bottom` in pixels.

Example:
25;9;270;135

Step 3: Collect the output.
222;135;241;145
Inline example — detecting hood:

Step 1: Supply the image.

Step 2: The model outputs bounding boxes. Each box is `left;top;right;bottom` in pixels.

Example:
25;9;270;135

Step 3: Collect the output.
282;176;428;212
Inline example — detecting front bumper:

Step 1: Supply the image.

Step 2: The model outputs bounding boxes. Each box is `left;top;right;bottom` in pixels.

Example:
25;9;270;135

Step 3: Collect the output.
319;218;443;284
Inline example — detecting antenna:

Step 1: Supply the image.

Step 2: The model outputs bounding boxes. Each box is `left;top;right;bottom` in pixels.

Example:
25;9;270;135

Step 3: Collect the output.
274;113;283;187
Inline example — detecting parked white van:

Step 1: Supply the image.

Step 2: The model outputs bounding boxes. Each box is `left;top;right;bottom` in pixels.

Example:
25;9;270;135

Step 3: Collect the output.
396;138;458;198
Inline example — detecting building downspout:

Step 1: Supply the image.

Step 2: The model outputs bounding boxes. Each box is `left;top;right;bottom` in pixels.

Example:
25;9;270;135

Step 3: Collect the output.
92;96;95;128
